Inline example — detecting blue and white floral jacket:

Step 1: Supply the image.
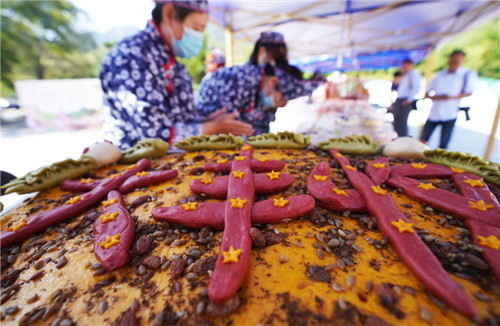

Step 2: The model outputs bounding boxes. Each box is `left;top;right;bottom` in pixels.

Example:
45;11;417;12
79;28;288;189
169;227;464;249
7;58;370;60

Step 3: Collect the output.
100;21;202;149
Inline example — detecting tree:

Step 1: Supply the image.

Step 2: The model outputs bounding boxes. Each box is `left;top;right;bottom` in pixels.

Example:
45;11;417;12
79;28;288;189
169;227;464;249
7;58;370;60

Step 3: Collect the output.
1;0;97;96
418;17;500;79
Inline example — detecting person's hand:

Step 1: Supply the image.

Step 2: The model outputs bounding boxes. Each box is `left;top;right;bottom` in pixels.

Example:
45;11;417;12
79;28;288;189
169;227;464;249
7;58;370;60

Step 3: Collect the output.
202;111;254;136
201;107;228;122
402;99;408;106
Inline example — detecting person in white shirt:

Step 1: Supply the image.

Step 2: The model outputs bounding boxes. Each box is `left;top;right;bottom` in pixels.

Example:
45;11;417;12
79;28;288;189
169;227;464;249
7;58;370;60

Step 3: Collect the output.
393;59;422;137
422;50;477;149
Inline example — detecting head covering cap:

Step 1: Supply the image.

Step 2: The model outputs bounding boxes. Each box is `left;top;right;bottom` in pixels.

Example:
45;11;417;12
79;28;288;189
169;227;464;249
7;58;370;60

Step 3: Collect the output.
205;48;226;66
155;0;209;13
258;31;285;45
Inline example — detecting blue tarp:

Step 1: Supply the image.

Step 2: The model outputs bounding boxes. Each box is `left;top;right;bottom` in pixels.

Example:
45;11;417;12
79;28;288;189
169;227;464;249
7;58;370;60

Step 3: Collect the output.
209;1;500;71
292;48;429;73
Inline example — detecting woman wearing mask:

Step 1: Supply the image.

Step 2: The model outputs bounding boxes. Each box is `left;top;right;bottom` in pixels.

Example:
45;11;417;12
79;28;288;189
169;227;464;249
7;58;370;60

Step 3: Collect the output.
100;0;253;149
196;63;286;135
249;32;323;102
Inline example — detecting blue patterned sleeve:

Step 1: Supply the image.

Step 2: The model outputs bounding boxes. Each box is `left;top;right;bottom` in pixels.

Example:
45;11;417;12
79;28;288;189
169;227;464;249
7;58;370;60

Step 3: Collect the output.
195;70;233;116
275;67;324;101
101;49;202;148
172;122;203;144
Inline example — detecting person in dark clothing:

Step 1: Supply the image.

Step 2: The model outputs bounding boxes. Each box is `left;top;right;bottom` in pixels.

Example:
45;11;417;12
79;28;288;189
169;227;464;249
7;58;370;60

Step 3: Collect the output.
248;32;323;101
196;63;285;134
100;0;253;149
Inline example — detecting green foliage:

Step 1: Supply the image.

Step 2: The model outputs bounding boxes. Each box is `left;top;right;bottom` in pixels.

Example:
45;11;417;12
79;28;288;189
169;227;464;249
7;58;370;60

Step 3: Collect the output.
347;17;499;82
346;69;399;82
1;4;497;99
1;0;97;97
418;17;500;79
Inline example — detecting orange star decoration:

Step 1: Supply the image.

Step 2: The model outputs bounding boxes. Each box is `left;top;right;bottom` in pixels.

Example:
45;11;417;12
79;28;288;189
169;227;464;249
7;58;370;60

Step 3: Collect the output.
450;166;465;173
109;173;121;178
200;176;213;185
372;162;386;169
411;163;427;169
102;197;118;207
313;174;327;181
391;219;415;234
217;159;228;164
464;179;484;187
258;158;269;162
136;171;149;177
126;164;137;170
235;156;247;161
417;183;436;190
65;195;81;205
371;185;387;195
222;246;242;264
267;171;280;180
477;235;500;250
229;197;247;208
7;218;27;232
273;197;290;207
80;178;94;184
336;153;344;158
182;202;198;211
332;187;347;196
99;234;120;250
468;200;493;212
346;165;357;171
241;146;251;151
100;211;119;223
232;170;245;178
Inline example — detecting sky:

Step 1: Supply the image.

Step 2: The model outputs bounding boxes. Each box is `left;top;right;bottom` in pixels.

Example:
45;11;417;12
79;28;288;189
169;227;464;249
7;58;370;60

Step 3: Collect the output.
71;0;154;33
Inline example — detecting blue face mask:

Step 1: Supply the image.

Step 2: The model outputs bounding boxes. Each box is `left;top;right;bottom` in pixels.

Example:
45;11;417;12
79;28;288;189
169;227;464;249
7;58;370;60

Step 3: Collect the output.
259;90;275;108
169;25;204;59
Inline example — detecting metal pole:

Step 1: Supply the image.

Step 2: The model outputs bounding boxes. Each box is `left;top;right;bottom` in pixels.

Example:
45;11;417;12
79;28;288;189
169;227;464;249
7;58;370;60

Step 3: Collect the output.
419;44;434;138
484;97;500;161
224;10;233;67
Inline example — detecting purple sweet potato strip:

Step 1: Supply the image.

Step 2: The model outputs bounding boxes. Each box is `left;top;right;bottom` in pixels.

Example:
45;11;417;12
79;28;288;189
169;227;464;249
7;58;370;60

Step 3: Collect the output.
208;145;254;304
330;148;476;318
117;170;178;193
452;173;499;205
251;195;315;224
152;195;315;228
250;159;286;173
464;219;500;281
203;160;232;173
387;176;500;228
94;190;135;271
203;158;285;173
390;163;453;179
0;159;150;246
190;175;230;199
365;157;390;185
306;162;366;212
60;179;101;192
190;173;294;198
452;173;500;281
253;172;294;194
152;202;225;229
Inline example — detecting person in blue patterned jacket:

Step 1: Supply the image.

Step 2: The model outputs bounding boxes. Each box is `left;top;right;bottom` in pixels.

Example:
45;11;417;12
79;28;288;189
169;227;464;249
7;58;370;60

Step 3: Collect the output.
248;32;323;102
196;63;286;135
100;0;253;149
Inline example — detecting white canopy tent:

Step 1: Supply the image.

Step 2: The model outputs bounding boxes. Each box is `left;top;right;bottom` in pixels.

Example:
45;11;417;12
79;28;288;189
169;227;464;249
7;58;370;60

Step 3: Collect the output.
209;1;500;63
208;0;500;160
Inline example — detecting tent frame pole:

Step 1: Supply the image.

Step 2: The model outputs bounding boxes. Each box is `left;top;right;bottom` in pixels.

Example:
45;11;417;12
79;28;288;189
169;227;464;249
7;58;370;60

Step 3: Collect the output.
484;97;500;161
224;10;233;67
419;44;434;138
